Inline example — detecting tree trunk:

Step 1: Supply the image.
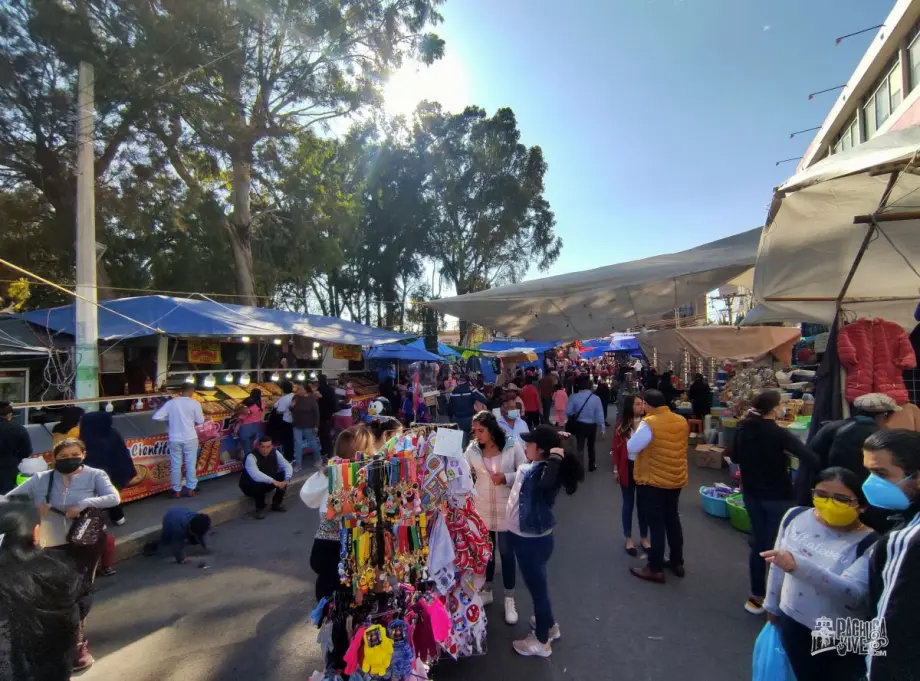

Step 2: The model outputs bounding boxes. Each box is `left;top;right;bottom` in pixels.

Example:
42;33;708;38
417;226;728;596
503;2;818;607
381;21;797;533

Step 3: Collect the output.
226;149;257;306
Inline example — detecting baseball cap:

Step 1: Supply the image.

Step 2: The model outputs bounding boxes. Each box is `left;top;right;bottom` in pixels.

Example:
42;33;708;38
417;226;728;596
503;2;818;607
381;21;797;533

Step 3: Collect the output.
520;425;562;452
504;383;522;392
853;393;902;413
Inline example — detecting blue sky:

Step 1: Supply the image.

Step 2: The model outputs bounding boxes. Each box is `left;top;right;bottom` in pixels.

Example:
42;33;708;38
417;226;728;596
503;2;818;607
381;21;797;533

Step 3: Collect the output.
421;0;888;279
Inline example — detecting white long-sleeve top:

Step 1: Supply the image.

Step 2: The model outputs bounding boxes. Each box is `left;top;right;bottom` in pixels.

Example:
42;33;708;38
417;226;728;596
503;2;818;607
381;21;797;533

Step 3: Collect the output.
626;421;653;461
243;450;293;484
465;440;527;531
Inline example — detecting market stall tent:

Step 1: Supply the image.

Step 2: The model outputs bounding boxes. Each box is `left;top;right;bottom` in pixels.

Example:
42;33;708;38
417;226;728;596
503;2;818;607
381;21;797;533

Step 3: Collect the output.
748;123;920;330
426;228;762;341
637;326;801;371
365;341;442;362
19;295;412;345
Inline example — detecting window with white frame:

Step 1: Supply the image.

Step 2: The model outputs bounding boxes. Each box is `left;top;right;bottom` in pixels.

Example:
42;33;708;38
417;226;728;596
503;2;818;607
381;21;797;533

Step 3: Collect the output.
832;116;858;154
864;60;903;139
910;27;920;90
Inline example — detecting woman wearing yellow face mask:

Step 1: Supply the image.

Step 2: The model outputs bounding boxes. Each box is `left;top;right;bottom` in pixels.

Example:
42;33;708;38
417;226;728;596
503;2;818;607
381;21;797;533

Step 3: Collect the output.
759;467;879;681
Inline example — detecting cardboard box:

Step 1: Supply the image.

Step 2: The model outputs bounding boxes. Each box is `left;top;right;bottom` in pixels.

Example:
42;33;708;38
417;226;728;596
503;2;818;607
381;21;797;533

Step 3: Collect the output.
694;444;726;469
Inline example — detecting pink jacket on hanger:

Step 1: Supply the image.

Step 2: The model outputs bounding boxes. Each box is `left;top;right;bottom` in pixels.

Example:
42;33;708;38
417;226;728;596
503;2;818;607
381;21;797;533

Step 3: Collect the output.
837;317;917;404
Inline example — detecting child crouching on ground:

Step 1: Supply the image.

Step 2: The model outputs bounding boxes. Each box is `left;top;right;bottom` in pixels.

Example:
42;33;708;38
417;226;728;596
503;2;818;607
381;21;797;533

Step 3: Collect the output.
508;425;583;658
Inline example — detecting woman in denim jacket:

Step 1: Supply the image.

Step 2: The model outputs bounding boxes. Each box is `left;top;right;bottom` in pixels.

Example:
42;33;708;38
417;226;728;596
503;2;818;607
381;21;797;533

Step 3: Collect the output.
506;425;584;658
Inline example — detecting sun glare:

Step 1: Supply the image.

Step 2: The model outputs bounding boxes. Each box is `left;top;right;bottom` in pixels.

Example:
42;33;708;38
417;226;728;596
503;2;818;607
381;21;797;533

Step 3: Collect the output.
383;53;469;118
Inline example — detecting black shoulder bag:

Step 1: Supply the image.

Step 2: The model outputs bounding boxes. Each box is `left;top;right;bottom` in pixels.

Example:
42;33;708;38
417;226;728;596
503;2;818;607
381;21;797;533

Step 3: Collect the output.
46;471;106;547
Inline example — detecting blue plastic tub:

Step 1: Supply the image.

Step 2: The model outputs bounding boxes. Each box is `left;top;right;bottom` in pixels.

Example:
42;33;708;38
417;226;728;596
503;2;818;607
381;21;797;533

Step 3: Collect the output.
699;486;730;518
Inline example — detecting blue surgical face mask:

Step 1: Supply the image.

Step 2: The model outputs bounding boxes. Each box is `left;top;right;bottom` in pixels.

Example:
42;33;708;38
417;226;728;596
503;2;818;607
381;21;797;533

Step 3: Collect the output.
862;472;916;511
507;409;520;420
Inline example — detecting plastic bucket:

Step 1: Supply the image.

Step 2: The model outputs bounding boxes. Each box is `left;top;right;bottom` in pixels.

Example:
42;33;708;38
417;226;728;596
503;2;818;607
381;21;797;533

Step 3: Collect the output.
726;493;752;533
699;486;730;518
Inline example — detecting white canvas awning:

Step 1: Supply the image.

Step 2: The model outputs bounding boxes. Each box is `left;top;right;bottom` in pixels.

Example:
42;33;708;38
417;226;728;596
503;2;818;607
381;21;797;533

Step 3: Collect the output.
427;228;763;342
748;124;920;329
637;326;801;370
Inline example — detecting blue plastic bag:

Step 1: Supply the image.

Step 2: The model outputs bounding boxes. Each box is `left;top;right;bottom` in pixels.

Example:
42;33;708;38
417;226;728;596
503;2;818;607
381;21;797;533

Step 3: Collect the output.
752;622;796;681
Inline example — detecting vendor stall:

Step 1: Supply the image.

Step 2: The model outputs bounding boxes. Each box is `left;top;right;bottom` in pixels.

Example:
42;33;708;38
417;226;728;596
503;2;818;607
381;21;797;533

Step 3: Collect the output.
310;425;489;679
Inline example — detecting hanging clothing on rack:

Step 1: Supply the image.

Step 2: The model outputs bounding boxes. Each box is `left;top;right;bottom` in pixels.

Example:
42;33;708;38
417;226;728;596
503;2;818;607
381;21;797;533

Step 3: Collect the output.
837;317;917;404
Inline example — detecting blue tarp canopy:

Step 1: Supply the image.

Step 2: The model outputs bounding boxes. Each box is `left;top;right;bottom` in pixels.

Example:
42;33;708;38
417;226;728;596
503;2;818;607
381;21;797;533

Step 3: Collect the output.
611;336;640;352
579;346;609;360
365;341;442;362
19;295;412;346
476;340;560;355
405;338;460;360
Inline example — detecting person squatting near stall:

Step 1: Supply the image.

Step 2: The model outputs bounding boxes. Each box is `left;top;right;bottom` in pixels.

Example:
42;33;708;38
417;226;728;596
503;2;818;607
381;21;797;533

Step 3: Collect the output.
0;502;82;681
152;383;204;498
2;438;121;671
466;411;527;625
627;389;688;584
508;426;584;658
239;435;293;519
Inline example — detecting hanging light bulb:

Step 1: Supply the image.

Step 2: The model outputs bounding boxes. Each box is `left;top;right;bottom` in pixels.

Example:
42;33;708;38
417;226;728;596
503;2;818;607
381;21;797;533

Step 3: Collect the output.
203;374;216;388
184;375;196;385
270;372;280;382
105;401;114;413
238;373;251;386
134;399;144;410
310;371;318;380
224;372;234;383
285;371;293;379
296;371;306;382
241;336;251;343
273;338;283;345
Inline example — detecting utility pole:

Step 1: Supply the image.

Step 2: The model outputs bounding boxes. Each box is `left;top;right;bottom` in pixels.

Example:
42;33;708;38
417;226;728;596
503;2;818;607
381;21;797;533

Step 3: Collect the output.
74;61;99;399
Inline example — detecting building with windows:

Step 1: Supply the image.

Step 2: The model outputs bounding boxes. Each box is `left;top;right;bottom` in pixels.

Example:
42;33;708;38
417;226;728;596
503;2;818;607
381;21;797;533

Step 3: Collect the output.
799;0;920;170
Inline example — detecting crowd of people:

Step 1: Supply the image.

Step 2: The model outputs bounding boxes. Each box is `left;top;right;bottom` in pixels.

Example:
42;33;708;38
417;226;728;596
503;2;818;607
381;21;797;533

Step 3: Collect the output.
4;354;920;679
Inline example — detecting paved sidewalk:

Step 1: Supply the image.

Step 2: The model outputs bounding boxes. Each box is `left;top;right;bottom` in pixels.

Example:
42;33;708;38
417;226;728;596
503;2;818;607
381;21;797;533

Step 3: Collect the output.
110;469;312;562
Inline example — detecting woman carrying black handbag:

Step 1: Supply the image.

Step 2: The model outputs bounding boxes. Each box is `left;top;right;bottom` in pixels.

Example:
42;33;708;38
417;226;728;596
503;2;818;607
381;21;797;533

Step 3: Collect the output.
2;438;120;672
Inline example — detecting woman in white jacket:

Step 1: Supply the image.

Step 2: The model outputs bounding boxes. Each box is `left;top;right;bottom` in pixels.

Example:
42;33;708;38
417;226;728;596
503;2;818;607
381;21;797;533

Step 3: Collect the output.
466;410;527;625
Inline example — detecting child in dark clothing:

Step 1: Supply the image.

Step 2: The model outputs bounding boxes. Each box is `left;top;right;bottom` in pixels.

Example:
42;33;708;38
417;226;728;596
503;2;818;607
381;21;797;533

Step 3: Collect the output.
144;508;212;563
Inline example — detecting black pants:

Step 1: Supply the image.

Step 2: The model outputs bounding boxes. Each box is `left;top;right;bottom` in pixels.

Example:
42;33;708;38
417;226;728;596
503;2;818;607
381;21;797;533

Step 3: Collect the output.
278;422;295;462
638;485;683;573
574;422;598;466
524;411;541;430
49;539;105;622
318;418;333;458
109;503;125;524
777;614;866;681
541;398;552;424
310;538;342;602
239;471;286;510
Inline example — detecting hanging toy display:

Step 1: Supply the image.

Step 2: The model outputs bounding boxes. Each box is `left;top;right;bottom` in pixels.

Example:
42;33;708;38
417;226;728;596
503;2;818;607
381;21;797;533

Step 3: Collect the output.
311;425;491;681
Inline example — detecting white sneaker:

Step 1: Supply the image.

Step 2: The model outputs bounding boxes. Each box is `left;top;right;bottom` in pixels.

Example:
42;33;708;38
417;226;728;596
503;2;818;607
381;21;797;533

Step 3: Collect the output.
114;517;126;527
504;596;519;625
744;598;765;615
529;616;561;641
513;633;552;658
481;589;494;606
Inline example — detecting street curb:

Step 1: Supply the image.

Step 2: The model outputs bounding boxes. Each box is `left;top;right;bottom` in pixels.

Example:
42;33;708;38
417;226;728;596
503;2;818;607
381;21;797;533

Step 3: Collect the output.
113;476;309;563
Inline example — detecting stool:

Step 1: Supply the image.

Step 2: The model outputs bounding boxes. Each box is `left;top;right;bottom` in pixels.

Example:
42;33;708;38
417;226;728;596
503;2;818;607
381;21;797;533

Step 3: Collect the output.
687;418;703;434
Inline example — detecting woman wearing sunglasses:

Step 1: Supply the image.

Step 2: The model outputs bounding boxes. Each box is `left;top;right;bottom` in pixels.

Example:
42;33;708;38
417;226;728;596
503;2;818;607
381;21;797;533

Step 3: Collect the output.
760;467;879;681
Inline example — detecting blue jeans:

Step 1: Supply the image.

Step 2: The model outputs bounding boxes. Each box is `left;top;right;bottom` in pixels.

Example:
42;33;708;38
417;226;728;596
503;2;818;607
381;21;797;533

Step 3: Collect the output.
293;427;321;468
744;494;792;599
237;422;262;456
621;461;648;540
485;530;516;594
510;532;555;644
169;439;199;492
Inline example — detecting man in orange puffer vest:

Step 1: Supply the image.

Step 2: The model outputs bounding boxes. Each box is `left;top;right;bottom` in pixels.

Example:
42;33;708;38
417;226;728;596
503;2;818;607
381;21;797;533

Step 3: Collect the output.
627;389;689;583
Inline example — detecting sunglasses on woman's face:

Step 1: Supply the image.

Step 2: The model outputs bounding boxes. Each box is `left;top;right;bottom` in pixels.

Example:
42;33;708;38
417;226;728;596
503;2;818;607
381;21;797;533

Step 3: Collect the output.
812;489;859;506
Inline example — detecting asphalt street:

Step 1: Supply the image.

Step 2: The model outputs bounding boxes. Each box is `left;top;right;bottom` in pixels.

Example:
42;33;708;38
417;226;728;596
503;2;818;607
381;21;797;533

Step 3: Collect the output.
80;430;762;681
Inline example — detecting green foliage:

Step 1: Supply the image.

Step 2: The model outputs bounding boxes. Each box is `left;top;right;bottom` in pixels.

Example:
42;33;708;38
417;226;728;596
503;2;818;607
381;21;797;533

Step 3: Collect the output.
0;0;560;338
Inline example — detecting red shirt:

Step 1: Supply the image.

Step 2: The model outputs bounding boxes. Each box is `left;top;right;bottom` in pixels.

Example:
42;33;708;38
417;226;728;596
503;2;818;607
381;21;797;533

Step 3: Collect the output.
520;384;541;413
